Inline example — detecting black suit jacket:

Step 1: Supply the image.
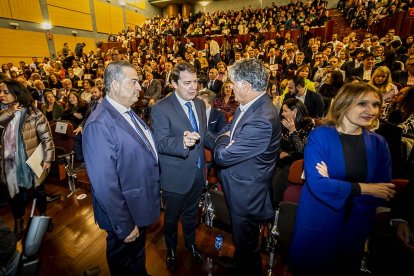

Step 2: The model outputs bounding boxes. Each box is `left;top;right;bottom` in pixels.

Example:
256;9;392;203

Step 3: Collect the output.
151;93;215;194
284;90;325;118
207;79;223;94
208;108;227;134
392;70;409;86
350;66;376;81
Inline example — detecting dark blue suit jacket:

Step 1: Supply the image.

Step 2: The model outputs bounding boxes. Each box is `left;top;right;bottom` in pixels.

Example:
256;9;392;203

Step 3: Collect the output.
82;98;160;239
214;94;281;220
151;93;215;194
208;108;227;134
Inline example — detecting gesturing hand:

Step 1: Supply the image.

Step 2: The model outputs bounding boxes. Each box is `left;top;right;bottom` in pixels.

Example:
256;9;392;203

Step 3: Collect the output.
183;131;200;147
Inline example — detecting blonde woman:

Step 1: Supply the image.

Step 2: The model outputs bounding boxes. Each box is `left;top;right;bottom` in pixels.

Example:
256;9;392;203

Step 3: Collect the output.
369;66;399;102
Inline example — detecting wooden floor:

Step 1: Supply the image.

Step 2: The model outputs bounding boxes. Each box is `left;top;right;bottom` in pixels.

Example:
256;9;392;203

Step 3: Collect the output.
0;173;292;276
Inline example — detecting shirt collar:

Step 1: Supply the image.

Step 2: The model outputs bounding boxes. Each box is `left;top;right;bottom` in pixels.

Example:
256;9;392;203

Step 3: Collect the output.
239;92;266;112
174;92;193;107
106;95;130;114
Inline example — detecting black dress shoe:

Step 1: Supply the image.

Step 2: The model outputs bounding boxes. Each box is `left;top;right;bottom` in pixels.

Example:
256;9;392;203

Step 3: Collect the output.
188;245;203;263
215;255;236;269
166;249;177;271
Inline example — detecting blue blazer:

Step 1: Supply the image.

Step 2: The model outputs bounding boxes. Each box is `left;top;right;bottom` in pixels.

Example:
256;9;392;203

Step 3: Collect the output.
82;98;160;239
214;94;282;220
151;93;215;194
289;125;392;268
208;108;227;134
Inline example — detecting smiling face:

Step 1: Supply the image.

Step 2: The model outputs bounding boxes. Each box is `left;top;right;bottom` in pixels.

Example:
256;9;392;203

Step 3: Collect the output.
343;92;381;131
68;93;78;106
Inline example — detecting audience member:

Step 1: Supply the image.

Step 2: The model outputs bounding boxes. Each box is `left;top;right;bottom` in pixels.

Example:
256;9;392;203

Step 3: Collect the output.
289;82;396;275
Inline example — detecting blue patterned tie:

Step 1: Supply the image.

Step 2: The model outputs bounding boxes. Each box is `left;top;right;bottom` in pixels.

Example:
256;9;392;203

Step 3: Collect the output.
185;102;199;132
184;102;201;168
127;110;156;159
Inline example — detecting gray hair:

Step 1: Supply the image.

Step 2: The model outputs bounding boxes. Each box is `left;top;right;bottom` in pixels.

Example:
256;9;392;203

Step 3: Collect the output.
227;58;268;93
104;60;134;93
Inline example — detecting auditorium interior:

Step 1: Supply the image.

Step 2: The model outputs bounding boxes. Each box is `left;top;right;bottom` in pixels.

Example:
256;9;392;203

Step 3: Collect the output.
0;0;414;275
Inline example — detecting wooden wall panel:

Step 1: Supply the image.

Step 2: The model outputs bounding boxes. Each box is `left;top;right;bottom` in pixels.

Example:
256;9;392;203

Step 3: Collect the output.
94;0;111;34
46;0;90;14
48;6;93;31
0;28;48;65
0;0;12;19
53;34;96;56
125;10;146;28
9;0;43;23
109;5;124;34
126;0;146;10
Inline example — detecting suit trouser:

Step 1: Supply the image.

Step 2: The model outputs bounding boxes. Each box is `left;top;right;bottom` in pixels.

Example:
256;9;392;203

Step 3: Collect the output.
163;167;204;250
230;212;262;276
106;227;147;276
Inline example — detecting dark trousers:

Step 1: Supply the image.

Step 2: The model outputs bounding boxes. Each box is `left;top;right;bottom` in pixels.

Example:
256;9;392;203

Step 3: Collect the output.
10;184;47;219
230;212;262;276
163;167;204;250
106;227;148;276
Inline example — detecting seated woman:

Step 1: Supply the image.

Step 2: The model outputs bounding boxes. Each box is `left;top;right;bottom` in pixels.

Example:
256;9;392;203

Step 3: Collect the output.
61;92;87;161
213;80;239;117
47;74;62;90
40;91;64;122
270;98;315;207
369;66;399;103
80;79;94;103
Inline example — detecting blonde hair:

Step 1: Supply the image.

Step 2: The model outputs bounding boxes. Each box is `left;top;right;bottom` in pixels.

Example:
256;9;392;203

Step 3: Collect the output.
323;82;383;130
369;66;393;94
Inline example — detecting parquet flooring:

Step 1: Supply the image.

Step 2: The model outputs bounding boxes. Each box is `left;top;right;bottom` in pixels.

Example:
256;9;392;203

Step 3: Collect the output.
0;174;291;276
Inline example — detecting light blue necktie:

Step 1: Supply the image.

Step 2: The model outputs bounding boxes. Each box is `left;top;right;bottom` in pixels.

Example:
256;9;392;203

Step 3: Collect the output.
184;102;201;168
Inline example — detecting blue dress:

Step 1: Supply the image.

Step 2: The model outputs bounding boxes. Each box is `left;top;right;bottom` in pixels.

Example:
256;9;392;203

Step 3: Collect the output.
289;125;392;274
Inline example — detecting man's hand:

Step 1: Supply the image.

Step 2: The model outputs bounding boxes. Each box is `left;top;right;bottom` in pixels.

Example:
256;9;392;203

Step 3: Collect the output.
74;126;83;135
184;131;200;147
124;226;140;243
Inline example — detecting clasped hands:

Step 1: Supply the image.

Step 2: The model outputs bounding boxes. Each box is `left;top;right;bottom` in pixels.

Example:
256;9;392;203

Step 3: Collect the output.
184;131;200;147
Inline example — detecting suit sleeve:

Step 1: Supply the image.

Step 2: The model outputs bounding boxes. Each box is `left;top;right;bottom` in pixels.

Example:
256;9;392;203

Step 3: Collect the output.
151;104;189;158
303;128;353;211
214;116;272;167
83;120;135;239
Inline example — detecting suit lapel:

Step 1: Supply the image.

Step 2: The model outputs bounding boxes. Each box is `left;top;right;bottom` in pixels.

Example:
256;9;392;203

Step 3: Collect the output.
168;93;194;130
102;99;156;161
194;99;205;137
